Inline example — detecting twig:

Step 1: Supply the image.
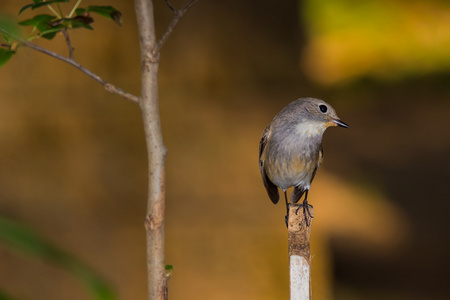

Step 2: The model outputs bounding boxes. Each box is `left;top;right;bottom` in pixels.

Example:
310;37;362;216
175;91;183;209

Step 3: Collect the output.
0;27;139;104
288;203;313;300
23;40;139;103
163;0;177;13
45;1;62;19
62;29;74;59
68;0;83;18
152;0;198;59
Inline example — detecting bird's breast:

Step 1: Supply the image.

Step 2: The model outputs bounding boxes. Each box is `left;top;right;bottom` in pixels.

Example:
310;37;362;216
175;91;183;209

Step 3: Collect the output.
267;156;316;191
263;133;322;190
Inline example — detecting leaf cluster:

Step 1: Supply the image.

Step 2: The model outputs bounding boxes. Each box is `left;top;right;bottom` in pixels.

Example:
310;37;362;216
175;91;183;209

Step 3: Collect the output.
0;0;122;66
0;17;19;67
19;1;122;40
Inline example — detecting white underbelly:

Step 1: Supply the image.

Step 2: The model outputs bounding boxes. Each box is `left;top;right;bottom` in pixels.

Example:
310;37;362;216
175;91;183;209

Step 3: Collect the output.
270;168;313;191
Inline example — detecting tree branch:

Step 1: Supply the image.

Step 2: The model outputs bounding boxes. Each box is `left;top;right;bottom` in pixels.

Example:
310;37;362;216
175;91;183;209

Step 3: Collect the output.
163;0;177;13
25;42;139;103
152;0;198;59
0;27;139;103
26;43;139;103
62;29;74;59
19;40;138;103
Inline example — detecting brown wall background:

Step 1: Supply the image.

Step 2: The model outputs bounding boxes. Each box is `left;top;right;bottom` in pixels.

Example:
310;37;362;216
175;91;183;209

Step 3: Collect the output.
0;1;449;299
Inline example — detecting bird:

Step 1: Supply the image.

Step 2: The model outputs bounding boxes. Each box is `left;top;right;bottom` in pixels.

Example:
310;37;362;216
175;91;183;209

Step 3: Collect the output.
259;98;349;226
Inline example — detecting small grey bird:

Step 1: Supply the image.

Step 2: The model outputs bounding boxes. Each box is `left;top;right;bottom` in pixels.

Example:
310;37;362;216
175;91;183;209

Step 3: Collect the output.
259;98;349;226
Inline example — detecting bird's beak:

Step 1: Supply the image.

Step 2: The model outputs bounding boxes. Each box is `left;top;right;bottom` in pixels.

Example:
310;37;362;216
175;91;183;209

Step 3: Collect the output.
332;119;349;128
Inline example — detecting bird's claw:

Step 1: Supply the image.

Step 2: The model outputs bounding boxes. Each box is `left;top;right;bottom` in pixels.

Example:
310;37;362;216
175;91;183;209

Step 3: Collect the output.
284;202;290;227
295;202;314;227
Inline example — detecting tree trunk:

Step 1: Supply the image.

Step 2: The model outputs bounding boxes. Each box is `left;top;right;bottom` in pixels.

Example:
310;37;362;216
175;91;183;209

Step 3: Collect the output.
134;1;167;299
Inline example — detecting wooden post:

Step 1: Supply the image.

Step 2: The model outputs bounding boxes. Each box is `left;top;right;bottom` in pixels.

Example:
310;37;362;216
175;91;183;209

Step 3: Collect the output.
288;204;313;300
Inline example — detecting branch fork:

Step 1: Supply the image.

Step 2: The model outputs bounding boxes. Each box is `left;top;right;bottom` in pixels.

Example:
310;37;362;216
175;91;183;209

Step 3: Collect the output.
151;0;198;60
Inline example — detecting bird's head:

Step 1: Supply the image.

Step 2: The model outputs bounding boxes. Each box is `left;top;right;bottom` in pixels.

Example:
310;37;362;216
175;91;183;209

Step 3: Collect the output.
295;98;349;129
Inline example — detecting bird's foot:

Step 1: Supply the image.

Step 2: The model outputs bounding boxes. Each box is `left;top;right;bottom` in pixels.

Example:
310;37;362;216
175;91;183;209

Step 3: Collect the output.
284;203;290;228
295;202;314;227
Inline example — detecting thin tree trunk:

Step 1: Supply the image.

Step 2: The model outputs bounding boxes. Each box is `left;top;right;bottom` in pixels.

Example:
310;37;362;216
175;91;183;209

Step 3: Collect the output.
134;1;167;299
1;1;197;298
288;204;313;300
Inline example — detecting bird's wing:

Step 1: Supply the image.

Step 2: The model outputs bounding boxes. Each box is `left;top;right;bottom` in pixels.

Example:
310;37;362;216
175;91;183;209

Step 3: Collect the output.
259;125;280;204
310;146;323;183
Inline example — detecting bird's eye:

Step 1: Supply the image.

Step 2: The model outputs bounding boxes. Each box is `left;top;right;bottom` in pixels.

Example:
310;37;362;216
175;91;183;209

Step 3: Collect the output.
319;105;327;113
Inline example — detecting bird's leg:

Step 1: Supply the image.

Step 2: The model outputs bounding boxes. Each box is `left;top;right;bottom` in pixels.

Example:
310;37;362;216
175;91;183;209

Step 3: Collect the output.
302;190;314;219
284;191;289;227
295;190;314;226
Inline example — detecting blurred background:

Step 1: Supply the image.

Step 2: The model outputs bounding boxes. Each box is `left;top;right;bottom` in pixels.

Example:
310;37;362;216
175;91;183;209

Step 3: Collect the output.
0;0;449;299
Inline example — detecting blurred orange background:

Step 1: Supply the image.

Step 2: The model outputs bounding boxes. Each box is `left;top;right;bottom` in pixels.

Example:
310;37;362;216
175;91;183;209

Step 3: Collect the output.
0;0;449;299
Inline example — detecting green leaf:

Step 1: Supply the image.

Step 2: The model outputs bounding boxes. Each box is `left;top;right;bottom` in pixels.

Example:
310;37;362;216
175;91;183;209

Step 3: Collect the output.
0;15;21;39
165;264;174;278
165;265;174;271
0;49;15;67
39;25;64;39
18;15;64;39
77;6;122;26
0;217;58;257
66;19;93;30
0;290;18;300
19;14;56;32
75;8;86;15
1;34;11;43
0;217;116;300
19;0;69;15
